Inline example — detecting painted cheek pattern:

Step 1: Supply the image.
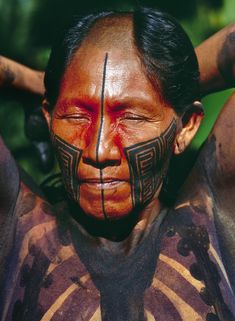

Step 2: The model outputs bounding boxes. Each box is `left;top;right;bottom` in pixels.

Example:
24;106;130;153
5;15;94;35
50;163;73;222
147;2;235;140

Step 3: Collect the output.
124;119;177;208
51;52;176;219
52;134;82;203
51;53;109;220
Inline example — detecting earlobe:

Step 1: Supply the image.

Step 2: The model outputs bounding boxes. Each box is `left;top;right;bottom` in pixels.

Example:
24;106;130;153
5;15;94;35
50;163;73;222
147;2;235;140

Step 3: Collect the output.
41;99;52;129
173;101;204;155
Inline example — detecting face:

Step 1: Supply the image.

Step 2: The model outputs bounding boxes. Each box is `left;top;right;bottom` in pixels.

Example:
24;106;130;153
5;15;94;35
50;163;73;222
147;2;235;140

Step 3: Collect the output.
48;42;178;220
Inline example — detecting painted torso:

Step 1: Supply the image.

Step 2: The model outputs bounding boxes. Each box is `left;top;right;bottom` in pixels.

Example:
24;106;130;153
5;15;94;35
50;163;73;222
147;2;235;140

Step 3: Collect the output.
1;183;234;321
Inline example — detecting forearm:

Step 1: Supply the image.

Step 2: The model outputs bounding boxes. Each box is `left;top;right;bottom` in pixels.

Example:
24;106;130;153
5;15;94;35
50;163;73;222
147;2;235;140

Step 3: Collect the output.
0;55;45;96
195;23;235;96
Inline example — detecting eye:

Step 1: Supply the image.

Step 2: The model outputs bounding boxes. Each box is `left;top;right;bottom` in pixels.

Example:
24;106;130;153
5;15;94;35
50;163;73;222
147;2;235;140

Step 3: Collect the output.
55;112;90;122
64;114;89;120
119;112;148;122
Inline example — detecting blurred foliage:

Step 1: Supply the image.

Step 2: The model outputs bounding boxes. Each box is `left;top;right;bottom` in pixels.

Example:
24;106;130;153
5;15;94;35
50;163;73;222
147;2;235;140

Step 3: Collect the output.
0;0;235;185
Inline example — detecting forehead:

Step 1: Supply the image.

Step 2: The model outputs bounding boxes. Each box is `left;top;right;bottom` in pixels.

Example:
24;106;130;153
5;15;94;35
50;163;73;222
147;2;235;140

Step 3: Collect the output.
59;46;164;107
58;18;165;109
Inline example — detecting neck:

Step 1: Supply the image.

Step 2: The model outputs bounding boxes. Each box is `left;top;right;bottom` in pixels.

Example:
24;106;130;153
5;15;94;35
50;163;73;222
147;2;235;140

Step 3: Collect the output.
67;197;165;247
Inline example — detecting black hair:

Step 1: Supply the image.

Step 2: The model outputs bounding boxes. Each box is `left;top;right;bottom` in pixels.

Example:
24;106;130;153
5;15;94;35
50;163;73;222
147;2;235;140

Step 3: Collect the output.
44;7;200;115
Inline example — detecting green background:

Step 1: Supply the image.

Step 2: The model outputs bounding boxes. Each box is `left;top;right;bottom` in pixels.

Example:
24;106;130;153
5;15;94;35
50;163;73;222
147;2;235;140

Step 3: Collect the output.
0;0;234;186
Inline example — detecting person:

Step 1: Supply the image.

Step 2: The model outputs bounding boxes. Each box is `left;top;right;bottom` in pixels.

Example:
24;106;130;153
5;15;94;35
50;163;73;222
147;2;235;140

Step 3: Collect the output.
0;7;234;321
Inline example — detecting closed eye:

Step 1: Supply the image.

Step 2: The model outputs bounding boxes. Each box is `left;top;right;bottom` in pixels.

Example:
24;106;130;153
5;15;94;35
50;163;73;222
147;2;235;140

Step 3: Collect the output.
119;112;150;122
54;113;90;121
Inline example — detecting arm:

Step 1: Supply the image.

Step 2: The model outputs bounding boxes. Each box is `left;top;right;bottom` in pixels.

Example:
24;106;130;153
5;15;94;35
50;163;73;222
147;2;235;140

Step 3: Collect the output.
177;92;235;291
177;25;235;291
0;57;45;283
0;55;45;95
195;23;235;96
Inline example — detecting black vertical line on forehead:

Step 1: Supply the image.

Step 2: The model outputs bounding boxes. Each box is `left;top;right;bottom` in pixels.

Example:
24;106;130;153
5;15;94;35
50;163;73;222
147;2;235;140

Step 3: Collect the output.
96;53;108;163
96;53;108;220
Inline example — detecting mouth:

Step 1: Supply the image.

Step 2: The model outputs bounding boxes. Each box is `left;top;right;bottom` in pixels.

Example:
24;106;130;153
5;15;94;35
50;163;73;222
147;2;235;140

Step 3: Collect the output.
79;178;129;189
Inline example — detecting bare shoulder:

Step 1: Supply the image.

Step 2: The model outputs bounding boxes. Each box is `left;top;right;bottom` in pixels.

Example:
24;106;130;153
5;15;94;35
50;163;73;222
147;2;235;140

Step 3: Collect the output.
0;137;20;215
0;137;20;284
175;95;235;291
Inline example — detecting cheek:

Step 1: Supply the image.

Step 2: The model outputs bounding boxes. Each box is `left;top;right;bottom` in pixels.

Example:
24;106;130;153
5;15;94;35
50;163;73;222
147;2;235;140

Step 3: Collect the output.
51;133;82;203
51;118;92;150
124;119;177;207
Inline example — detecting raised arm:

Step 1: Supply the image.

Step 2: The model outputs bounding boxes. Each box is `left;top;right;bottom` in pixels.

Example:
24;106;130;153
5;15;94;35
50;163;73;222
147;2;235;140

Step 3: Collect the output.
0;55;45;95
0;57;45;284
175;23;235;293
195;23;235;96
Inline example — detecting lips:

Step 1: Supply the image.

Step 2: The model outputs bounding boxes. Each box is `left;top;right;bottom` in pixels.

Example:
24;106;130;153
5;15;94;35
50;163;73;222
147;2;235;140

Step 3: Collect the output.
79;178;129;189
79;178;128;183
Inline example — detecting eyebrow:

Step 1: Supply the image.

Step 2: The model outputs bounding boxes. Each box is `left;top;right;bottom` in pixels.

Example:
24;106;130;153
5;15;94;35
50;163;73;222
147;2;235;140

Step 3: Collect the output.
107;97;163;114
56;98;96;112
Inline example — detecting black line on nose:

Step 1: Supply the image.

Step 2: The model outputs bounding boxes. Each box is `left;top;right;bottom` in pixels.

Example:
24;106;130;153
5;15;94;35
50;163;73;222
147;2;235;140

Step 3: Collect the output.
96;53;108;163
96;53;108;220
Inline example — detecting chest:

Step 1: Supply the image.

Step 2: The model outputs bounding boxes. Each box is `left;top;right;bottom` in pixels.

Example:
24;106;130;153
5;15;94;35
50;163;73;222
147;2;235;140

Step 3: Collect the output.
1;229;223;321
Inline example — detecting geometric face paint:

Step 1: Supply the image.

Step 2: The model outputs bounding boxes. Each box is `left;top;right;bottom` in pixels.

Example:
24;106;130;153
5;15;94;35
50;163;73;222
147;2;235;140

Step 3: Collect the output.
124;119;176;208
52;118;176;217
51;54;109;219
95;53;109;219
50;49;177;221
52;134;82;202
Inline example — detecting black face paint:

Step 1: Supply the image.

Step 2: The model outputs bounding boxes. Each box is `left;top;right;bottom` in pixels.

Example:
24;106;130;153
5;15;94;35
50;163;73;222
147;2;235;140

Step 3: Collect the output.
52;134;82;203
96;53;109;220
52;54;109;220
124;119;177;208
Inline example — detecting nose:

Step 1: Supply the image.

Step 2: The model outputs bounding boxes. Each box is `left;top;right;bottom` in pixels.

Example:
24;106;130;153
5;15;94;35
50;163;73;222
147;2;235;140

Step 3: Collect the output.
82;118;121;169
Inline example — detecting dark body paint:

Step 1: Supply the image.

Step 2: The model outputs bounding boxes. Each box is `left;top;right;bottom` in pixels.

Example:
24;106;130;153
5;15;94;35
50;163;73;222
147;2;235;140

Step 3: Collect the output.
0;138;20;287
124;119;177;208
12;249;50;321
0;57;15;86
218;31;235;86
165;208;235;321
96;53;108;219
0;185;234;320
200;135;235;292
69;204;235;321
69;209;165;321
52;134;82;203
52;116;176;217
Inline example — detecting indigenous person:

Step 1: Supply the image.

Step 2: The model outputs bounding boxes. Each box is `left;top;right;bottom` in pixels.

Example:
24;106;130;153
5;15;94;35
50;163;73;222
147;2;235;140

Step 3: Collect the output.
0;7;235;321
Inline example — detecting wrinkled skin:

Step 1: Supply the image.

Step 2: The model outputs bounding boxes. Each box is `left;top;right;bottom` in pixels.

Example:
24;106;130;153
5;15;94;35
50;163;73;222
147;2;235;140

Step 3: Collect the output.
48;42;178;220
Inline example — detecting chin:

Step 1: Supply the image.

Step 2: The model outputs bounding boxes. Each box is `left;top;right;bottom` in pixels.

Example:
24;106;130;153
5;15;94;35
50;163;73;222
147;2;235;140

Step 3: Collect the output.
76;183;134;220
78;198;134;221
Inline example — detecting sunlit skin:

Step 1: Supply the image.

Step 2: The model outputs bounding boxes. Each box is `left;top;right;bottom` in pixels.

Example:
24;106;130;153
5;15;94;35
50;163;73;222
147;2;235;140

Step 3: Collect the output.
49;41;178;221
43;18;202;225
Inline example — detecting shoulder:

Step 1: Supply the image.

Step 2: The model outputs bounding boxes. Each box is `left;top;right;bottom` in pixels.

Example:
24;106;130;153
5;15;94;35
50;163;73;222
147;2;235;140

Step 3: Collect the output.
0;186;97;321
0;137;20;286
176;97;235;290
157;203;235;319
0;137;20;215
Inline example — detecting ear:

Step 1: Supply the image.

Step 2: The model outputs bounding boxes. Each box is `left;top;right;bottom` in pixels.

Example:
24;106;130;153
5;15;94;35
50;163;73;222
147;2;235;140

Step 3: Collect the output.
41;99;52;130
174;101;204;155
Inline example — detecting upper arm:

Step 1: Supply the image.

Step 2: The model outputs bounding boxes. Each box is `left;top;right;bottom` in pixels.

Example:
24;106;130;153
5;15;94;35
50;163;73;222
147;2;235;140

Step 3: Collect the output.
0;137;20;286
195;23;235;96
0;137;20;215
188;92;235;290
204;91;235;188
0;55;45;95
